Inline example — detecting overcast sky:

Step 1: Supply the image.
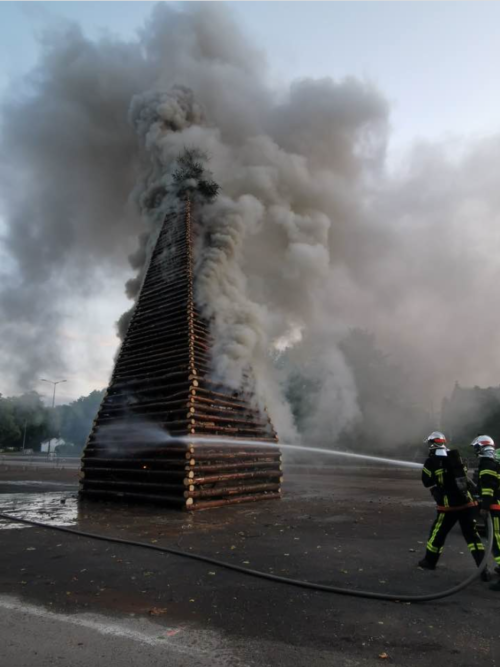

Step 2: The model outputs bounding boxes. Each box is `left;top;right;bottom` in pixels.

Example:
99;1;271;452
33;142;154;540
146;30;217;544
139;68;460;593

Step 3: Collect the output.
1;1;500;405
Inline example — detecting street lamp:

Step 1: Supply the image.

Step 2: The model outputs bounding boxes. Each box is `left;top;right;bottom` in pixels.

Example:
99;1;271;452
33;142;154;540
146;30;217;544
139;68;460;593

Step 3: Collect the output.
40;379;67;455
40;378;67;408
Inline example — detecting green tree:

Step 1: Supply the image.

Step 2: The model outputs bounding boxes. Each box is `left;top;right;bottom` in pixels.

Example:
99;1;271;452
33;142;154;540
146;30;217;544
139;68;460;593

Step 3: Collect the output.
0;391;54;451
0;389;105;452
0;395;21;448
55;389;105;450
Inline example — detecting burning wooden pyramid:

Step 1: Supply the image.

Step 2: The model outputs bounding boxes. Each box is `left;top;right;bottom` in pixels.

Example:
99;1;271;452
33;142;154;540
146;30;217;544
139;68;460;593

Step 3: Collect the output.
80;199;282;510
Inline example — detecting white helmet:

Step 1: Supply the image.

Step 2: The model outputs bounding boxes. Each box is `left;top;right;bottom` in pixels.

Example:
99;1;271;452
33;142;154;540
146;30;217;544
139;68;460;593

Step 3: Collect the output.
425;431;447;449
471;434;495;455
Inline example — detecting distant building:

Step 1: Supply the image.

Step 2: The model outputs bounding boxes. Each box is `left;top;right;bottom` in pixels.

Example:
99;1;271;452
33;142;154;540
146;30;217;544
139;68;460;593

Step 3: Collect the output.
40;438;65;453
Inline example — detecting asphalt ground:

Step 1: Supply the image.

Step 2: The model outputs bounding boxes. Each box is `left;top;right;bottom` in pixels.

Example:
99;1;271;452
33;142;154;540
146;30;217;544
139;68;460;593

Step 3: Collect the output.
0;465;499;666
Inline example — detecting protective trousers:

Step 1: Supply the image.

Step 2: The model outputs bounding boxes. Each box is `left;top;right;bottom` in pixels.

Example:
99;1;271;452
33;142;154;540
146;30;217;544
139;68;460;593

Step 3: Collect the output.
425;507;485;566
490;509;500;567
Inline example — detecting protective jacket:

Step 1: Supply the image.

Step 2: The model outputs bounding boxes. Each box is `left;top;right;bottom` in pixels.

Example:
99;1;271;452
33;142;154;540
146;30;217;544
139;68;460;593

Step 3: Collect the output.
422;449;476;511
478;457;500;510
421;449;483;567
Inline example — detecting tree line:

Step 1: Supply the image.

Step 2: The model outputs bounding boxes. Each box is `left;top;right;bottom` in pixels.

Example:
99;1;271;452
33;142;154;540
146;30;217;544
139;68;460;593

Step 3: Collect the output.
0;390;104;453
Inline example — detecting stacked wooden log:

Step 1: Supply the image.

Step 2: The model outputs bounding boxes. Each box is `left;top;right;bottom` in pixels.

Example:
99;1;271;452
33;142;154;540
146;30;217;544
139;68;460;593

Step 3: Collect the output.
80;201;282;510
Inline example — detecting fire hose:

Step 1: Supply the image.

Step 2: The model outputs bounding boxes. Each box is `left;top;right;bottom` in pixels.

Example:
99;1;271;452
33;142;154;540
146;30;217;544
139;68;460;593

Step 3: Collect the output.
0;511;493;602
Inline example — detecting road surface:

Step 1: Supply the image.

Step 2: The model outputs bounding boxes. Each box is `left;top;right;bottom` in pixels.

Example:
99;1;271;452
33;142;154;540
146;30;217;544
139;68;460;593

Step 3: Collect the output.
1;465;499;666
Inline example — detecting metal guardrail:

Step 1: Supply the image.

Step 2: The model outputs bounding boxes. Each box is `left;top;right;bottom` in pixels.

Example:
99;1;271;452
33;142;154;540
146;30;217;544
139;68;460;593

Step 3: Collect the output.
0;453;80;469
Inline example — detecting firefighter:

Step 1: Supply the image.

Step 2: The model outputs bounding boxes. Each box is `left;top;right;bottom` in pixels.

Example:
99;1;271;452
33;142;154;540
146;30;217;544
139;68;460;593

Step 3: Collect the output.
418;431;490;580
471;435;500;591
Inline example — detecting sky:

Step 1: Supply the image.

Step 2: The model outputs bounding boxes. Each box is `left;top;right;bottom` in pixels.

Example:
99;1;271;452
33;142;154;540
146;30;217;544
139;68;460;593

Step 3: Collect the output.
1;1;500;405
3;2;500;149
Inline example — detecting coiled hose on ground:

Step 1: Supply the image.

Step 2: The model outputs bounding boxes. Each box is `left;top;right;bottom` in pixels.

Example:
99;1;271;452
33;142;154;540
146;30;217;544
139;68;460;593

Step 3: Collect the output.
0;511;493;602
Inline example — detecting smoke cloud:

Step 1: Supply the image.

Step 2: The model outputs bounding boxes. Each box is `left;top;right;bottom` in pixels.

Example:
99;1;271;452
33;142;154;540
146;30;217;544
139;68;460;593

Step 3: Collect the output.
1;3;500;448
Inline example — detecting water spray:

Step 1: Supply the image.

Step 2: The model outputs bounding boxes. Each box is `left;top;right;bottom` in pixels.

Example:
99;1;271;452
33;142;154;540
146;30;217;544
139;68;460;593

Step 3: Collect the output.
180;436;423;470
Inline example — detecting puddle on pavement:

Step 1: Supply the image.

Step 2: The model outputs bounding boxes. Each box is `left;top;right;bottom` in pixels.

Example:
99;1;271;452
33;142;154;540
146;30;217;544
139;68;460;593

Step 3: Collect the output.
0;490;235;537
0;492;78;530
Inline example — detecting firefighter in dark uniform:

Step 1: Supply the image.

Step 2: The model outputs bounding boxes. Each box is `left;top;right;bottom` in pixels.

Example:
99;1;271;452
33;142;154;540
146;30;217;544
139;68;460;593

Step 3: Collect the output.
419;431;490;580
471;435;500;591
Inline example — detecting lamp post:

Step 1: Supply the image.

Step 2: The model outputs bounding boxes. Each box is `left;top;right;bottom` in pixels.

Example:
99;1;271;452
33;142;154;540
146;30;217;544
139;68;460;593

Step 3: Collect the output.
40;379;66;456
22;419;28;453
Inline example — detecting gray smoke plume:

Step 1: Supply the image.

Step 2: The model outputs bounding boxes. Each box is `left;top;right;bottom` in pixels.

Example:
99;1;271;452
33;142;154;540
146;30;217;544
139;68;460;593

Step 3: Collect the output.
1;3;500;446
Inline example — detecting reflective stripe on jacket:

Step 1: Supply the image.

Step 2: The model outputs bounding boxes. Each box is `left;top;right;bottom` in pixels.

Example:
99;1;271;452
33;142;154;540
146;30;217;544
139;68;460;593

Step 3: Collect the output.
478;457;500;510
422;452;475;509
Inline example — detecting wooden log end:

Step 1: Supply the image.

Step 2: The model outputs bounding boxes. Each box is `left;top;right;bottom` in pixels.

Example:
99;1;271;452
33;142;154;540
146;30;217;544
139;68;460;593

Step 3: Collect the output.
189;491;282;511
